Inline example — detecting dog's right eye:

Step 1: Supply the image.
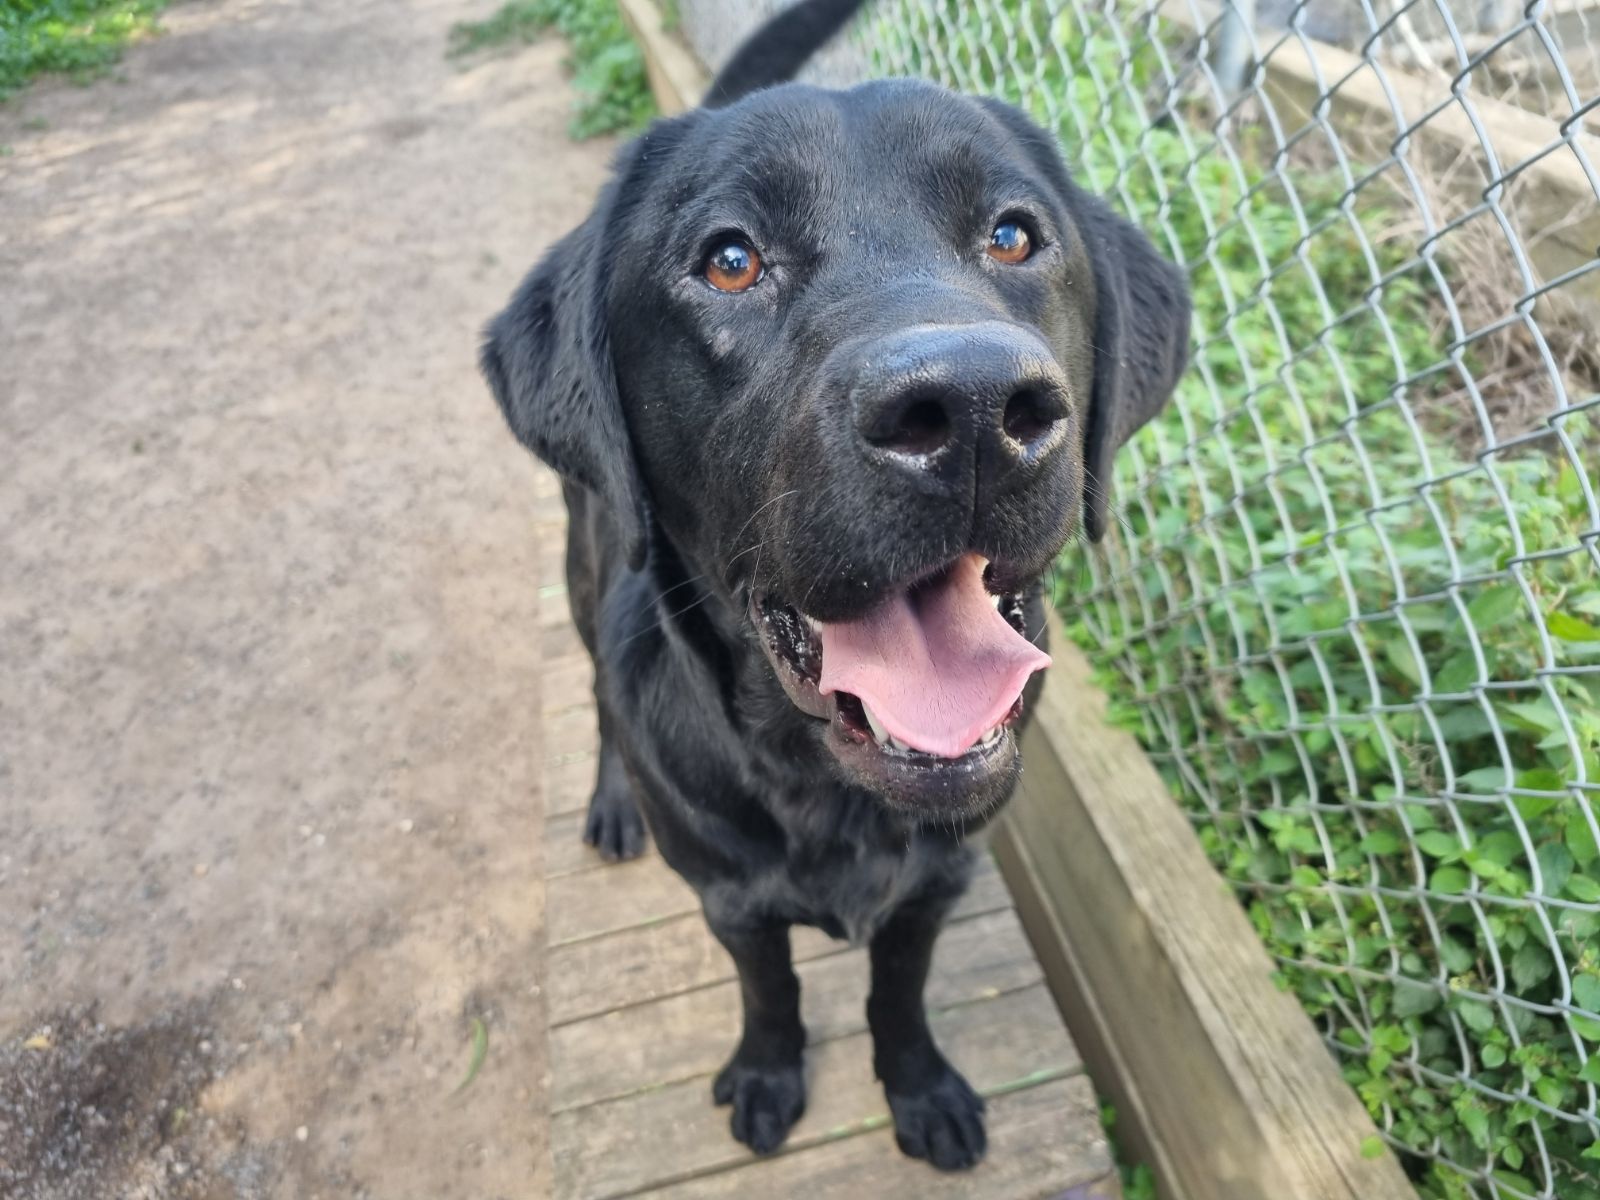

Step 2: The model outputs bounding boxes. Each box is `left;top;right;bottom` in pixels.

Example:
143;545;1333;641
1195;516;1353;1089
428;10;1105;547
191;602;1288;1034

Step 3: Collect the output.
987;221;1034;264
703;241;764;293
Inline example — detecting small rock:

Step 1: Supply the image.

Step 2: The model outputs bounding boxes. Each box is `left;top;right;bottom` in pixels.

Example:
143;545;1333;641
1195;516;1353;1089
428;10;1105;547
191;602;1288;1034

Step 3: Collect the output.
397;818;414;834
193;863;209;878
295;1125;309;1143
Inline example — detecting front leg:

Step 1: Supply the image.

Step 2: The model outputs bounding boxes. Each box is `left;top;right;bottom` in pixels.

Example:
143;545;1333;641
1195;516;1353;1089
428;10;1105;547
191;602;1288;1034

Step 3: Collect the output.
706;913;808;1155
869;895;987;1171
581;704;648;862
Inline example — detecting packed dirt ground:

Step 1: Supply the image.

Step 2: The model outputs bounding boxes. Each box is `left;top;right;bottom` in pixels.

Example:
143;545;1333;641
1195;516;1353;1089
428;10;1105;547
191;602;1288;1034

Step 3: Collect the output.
0;2;610;1194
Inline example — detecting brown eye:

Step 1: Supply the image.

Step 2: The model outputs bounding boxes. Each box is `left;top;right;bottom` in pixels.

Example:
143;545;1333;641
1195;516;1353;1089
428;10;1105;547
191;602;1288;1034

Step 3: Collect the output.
704;240;763;292
987;221;1033;264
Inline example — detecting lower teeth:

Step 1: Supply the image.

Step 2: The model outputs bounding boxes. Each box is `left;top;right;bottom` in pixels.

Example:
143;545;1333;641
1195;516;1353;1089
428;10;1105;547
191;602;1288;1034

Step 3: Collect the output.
861;701;889;744
858;700;1006;754
860;701;910;751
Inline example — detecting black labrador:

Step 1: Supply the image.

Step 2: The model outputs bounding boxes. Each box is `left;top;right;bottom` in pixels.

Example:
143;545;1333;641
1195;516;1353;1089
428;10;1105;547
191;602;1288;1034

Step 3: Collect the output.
482;0;1189;1171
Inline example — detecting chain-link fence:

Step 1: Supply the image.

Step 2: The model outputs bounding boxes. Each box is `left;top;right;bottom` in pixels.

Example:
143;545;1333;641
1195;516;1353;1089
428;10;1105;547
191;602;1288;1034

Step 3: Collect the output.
670;2;1600;1196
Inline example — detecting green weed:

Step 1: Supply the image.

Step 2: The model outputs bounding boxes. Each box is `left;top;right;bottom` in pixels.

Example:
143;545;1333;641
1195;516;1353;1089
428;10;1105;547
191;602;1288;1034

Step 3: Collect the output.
448;0;655;138
0;0;166;100
1099;1102;1158;1199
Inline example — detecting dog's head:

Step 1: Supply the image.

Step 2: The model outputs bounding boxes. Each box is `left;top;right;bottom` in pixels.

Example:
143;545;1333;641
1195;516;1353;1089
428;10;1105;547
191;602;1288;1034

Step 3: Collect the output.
484;79;1189;818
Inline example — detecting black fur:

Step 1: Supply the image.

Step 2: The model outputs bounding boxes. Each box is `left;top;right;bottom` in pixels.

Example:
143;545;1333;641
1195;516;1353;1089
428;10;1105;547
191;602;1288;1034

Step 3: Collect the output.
703;0;867;108
482;0;1189;1168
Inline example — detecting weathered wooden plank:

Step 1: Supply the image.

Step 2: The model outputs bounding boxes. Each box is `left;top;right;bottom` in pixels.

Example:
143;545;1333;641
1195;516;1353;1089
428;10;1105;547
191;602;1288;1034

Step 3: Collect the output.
547;910;723;1030
550;907;1043;1111
548;855;700;946
552;984;1083;1199
546;856;1013;1020
543;620;583;660
993;629;1414;1200
545;751;597;816
541;656;594;715
546;809;658;876
626;1075;1115;1200
547;857;998;947
544;704;598;760
540;611;573;639
617;0;709;116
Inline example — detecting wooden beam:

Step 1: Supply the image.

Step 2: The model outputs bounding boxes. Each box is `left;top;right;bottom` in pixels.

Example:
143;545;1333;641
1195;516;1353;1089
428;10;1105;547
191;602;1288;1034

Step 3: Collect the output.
995;626;1417;1200
617;0;708;115
552;985;1086;1198
1158;0;1600;301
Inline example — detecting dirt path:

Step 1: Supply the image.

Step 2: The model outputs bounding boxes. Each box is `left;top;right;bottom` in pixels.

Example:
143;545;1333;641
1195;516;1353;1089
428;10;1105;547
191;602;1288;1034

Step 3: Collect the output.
0;4;610;1195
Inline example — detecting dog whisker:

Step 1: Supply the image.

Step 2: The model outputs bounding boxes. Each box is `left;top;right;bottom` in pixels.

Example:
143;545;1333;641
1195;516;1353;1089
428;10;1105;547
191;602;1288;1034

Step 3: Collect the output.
651;571;714;605
729;488;799;553
614;588;719;653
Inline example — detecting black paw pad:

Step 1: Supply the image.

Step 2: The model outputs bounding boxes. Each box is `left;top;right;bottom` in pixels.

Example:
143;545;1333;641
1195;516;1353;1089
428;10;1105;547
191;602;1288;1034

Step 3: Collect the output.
582;781;647;862
712;1059;807;1156
887;1065;988;1171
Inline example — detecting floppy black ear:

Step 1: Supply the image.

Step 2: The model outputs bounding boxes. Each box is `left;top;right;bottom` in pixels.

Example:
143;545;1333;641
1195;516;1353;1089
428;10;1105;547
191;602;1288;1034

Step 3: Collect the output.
481;207;648;568
1076;194;1191;542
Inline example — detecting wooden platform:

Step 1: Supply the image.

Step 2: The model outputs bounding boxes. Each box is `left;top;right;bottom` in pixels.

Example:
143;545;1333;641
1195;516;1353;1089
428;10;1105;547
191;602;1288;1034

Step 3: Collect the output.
529;474;1118;1199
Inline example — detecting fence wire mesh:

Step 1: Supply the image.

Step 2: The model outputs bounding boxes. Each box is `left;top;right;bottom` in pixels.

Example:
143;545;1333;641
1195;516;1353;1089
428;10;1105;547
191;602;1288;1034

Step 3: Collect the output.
673;2;1600;1196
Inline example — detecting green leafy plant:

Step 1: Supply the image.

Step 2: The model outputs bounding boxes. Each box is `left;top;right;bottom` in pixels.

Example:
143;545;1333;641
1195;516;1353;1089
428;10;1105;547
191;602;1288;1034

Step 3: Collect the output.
1100;1102;1158;1200
0;0;166;100
875;4;1600;1197
448;0;655;138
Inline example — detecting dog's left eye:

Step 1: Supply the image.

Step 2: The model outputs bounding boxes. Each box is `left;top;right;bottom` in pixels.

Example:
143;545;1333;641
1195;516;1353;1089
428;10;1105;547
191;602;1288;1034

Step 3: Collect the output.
703;240;764;292
987;221;1033;264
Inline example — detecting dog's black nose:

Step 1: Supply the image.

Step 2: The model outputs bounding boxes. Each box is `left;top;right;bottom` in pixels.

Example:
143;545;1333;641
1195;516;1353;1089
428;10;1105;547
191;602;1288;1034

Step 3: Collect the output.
850;323;1070;476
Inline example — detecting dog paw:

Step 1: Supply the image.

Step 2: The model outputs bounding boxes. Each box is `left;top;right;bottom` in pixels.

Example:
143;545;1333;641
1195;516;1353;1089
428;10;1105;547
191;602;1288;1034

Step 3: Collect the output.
582;780;647;862
887;1060;987;1171
712;1058;806;1155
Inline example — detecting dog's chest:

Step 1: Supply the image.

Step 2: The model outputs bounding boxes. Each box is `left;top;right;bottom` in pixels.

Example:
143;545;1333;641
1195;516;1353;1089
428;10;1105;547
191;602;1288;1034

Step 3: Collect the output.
740;794;964;946
776;845;927;945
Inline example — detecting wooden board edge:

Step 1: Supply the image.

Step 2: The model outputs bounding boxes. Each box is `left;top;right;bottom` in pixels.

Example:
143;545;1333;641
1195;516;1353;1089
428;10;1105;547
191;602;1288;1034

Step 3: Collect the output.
996;621;1417;1200
991;819;1173;1196
618;0;710;116
1153;0;1600;297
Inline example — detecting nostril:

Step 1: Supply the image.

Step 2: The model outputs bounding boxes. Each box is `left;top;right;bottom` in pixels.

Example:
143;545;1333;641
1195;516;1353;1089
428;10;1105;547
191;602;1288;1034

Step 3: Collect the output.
1002;389;1060;449
869;396;954;457
897;399;953;454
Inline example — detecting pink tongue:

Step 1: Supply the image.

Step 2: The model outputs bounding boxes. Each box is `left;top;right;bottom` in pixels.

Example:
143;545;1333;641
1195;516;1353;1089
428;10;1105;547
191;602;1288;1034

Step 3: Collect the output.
816;554;1051;759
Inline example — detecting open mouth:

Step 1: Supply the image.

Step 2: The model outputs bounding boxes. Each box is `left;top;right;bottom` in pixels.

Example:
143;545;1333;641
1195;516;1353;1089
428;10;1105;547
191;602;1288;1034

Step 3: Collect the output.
751;553;1050;804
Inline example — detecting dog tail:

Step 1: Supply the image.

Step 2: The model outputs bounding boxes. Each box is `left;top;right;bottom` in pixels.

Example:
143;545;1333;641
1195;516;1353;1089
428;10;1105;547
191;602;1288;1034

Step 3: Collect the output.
703;0;870;108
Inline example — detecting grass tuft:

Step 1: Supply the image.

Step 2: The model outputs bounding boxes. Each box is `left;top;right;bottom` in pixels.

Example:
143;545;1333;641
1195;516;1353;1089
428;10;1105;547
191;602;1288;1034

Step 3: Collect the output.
0;0;167;101
448;0;655;139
